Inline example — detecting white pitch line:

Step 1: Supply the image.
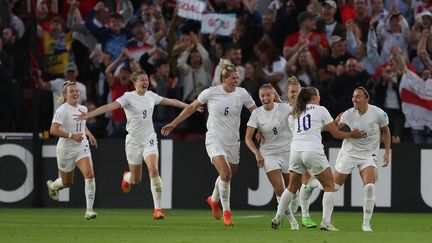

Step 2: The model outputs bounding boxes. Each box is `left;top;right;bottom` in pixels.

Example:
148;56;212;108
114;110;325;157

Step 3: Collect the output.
235;215;265;219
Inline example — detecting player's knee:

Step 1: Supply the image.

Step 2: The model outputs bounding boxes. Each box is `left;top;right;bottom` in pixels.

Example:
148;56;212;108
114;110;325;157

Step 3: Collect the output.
130;176;142;185
148;166;159;178
62;179;73;187
82;171;94;179
220;172;231;182
334;183;341;192
364;183;375;198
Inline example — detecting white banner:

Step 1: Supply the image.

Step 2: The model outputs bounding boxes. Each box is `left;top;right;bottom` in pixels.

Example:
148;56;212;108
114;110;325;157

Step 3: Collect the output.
201;13;236;36
399;70;432;129
177;0;206;21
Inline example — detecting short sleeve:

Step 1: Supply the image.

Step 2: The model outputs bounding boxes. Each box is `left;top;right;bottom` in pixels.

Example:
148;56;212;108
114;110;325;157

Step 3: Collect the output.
116;92;129;107
246;110;258;128
149;91;163;105
197;88;211;104
377;108;389;127
241;89;256;109
320;106;334;125
52;108;65;125
340;111;348;125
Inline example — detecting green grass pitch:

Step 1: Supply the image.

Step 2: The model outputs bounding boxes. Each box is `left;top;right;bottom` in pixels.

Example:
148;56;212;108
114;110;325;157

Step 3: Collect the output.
1;209;431;243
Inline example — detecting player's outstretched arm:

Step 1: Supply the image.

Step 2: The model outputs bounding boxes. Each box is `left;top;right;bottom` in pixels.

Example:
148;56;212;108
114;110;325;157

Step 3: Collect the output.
75;102;121;121
161;99;202;136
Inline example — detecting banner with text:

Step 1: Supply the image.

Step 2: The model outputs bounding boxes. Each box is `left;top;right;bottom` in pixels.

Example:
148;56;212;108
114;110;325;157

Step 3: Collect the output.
177;0;206;21
201;13;236;36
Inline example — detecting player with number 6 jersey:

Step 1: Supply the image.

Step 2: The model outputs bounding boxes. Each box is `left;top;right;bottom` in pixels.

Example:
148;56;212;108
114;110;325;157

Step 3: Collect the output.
161;58;257;226
75;70;190;220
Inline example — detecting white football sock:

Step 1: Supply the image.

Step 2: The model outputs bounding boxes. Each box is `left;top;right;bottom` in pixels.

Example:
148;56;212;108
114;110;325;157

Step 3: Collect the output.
50;178;65;190
123;172;131;184
150;176;163;209
275;189;295;221
363;183;375;226
211;176;220;202
322;192;335;225
299;184;310;218
218;179;231;212
85;178;96;211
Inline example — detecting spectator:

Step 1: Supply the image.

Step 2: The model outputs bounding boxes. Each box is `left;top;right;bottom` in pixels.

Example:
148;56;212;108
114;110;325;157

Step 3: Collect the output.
354;0;371;42
376;10;410;63
328;57;370;115
212;42;245;86
255;36;288;99
104;48;140;138
0;38;14;131
283;11;329;65
318;35;353;86
409;10;432;53
177;33;212;137
317;0;346;39
38;62;87;114
286;43;318;86
2;26;27;131
271;0;305;48
241;60;264;104
373;60;404;143
149;57;180;136
38;16;73;78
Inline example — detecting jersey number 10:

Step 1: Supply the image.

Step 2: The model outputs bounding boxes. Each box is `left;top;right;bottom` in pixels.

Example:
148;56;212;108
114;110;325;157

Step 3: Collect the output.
297;114;311;133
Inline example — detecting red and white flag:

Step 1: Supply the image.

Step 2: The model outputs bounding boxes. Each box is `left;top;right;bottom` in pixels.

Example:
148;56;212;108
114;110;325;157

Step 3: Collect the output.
399;70;432;129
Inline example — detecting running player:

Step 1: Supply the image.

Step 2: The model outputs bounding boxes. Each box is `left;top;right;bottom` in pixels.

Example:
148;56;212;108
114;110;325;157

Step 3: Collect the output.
75;70;190;220
46;81;98;220
333;87;391;232
161;58;256;226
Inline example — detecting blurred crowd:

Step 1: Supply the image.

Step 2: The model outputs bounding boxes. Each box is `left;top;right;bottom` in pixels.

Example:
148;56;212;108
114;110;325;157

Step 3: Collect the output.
1;0;432;144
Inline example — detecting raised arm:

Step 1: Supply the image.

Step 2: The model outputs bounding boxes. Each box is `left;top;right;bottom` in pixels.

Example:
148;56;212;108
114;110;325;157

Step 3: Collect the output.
161;99;202;136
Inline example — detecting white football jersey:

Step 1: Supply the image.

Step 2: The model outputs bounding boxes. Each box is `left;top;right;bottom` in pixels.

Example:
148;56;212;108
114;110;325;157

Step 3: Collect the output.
198;86;255;145
52;102;88;150
289;104;333;153
116;91;163;141
247;103;292;154
50;79;87;113
339;105;389;159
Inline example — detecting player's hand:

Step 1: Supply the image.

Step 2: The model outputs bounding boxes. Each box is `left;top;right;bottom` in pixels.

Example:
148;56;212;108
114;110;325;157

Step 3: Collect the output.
350;129;366;139
71;133;84;143
74;110;88;121
382;152;390;167
88;134;98;148
255;152;264;168
334;112;344;125
197;106;205;113
255;130;265;144
161;123;176;136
